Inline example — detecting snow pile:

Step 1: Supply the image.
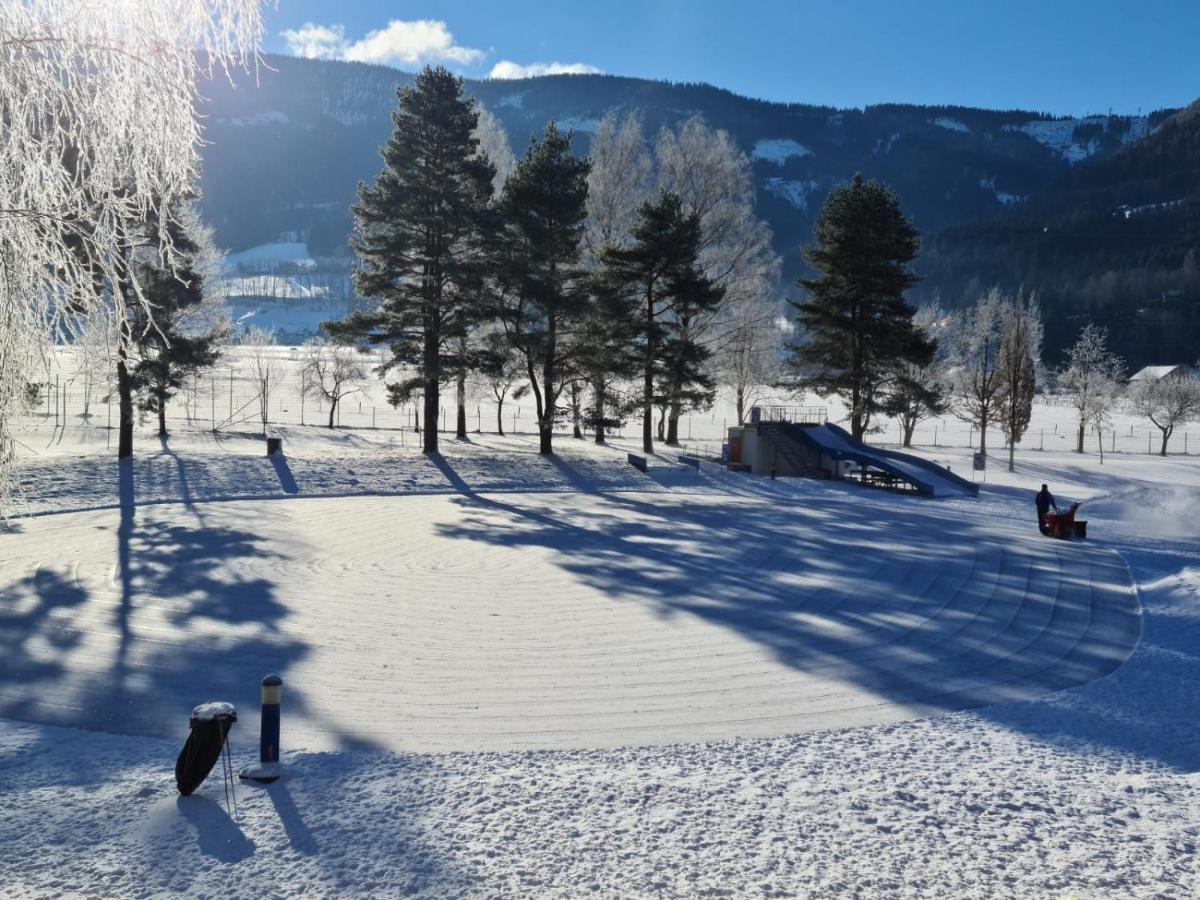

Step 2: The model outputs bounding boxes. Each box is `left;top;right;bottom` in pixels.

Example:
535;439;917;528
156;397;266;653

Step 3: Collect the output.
762;177;820;209
191;702;237;721
751;138;814;165
931;116;970;133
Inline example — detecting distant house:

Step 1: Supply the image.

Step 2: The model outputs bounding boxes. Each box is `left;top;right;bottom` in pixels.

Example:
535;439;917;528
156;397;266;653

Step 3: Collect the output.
1128;364;1196;383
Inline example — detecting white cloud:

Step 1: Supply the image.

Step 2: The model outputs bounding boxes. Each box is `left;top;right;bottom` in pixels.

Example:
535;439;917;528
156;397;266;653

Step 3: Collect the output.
488;60;602;80
280;19;484;67
281;22;349;60
344;19;483;66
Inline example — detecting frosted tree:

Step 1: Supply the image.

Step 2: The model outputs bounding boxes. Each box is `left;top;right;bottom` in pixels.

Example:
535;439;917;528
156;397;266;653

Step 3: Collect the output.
129;203;228;438
713;292;785;425
655;115;780;443
473;105;516;198
301;338;369;429
1127;375;1200;456
71;306;120;422
995;293;1042;471
885;304;951;448
1060;324;1125;454
947;288;1008;456
240;326;282;433
584;112;652;260
0;0;265;507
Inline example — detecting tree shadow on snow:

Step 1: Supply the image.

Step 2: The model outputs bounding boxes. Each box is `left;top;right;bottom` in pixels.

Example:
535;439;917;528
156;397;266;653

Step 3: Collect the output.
0;458;380;758
427;454;1167;767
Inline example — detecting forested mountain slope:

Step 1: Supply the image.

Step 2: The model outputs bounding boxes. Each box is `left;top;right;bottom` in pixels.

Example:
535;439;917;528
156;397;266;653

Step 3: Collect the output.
917;102;1200;367
197;55;1168;283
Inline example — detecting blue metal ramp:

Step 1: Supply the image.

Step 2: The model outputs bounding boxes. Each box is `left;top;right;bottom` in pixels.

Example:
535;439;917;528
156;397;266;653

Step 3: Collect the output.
782;423;978;498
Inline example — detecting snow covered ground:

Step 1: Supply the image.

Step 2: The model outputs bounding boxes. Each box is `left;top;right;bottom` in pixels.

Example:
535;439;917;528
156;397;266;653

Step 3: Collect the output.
1;400;1198;896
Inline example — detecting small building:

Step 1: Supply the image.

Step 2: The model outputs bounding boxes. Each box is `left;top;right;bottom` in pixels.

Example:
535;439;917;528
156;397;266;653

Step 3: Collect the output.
1128;364;1196;383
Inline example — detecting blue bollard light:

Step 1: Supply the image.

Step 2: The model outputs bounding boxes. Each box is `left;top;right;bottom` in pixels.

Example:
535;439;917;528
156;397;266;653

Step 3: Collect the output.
239;674;283;784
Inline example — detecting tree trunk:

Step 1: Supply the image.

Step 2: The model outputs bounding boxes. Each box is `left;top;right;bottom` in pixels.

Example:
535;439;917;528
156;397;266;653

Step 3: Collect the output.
979;410;988;457
643;288;654;455
496;399;505;436
902;417;915;448
1008;438;1015;473
328;398;337;429
735;386;745;425
1160;427;1170;456
117;337;133;460
157;388;168;437
1076;419;1085;454
593;381;606;445
666;401;681;446
571;383;583;439
422;316;439;452
456;372;467;440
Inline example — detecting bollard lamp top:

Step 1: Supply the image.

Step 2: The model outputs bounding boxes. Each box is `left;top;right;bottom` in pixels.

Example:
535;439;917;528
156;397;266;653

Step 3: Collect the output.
262;674;282;686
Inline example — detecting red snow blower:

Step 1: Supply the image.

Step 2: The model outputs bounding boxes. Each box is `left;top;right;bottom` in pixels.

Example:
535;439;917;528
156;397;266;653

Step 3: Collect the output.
1041;503;1087;540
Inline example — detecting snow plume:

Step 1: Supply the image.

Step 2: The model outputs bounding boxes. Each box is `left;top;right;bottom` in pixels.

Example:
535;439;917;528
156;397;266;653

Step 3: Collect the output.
489;61;602;79
282;19;484;67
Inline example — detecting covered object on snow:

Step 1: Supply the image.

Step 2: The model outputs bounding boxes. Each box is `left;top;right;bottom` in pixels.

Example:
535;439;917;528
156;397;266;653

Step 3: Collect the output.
175;701;237;796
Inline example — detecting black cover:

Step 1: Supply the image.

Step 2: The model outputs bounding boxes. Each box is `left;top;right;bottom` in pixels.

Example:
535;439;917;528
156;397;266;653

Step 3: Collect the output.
175;710;237;796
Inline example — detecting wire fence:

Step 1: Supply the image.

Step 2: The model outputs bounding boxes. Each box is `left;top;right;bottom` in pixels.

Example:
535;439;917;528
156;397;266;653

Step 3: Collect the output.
14;357;1200;458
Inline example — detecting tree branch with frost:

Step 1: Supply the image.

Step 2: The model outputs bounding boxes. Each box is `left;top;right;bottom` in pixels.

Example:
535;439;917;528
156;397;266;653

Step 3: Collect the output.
0;0;266;509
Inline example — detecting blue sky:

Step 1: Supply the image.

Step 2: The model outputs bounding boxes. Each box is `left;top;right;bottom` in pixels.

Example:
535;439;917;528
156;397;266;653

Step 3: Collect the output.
266;1;1199;115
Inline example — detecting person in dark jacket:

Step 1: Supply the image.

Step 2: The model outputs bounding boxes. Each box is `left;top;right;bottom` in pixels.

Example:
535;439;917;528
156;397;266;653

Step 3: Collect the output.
1036;484;1057;534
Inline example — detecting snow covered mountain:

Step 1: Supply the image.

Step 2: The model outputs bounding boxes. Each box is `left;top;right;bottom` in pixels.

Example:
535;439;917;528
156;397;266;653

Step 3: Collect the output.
197;55;1172;281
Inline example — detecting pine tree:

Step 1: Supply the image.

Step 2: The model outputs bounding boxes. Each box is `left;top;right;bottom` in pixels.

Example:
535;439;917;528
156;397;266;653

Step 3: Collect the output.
326;66;494;454
125;204;225;440
493;123;591;455
575;279;641;444
603;191;724;454
788;175;931;440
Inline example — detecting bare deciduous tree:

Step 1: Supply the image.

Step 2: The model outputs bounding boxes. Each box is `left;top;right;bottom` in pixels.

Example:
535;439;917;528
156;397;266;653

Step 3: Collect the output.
301;337;369;429
1060;324;1125;455
947;288;1008;456
0;0;265;506
584;112;652;260
654;115;780;443
473;105;515;198
240;326;282;433
713;292;784;425
887;304;951;448
996;292;1042;471
1128;375;1200;456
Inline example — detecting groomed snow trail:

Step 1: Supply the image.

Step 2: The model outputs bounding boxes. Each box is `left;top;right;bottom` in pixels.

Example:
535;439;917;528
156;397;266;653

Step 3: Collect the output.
0;477;1138;752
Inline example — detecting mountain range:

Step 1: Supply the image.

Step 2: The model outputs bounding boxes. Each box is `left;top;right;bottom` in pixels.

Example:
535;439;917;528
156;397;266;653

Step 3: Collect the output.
197;54;1195;366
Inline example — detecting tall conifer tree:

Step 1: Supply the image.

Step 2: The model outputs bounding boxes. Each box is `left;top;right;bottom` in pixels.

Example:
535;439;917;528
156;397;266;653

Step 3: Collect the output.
493;123;591;455
603;192;723;454
129;208;225;438
328;66;494;454
787;175;932;440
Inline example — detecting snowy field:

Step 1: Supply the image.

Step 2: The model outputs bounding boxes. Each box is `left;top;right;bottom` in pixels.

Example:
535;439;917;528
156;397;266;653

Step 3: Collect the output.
1;391;1198;896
